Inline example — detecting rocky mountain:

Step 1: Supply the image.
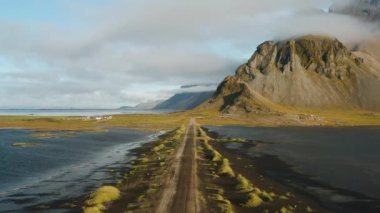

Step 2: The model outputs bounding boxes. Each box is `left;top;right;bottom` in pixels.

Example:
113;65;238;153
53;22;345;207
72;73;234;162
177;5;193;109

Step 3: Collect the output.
154;91;214;110
201;36;380;113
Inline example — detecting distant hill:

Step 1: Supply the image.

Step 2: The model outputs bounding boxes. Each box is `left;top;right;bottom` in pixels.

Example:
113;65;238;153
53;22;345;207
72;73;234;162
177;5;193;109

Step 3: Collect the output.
200;36;380;114
154;92;214;110
135;100;164;110
120;100;164;110
119;106;135;110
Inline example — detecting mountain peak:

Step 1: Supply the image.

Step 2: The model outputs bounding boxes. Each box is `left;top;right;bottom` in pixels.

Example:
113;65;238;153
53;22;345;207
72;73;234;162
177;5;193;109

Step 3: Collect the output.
237;35;364;81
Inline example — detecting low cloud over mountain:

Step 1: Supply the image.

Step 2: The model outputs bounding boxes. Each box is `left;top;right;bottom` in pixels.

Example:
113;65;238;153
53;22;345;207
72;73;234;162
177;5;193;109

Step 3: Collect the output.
0;0;379;108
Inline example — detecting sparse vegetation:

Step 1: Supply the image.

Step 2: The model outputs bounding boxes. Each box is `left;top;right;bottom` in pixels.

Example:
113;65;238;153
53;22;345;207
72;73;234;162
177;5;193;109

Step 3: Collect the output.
151;144;165;152
199;127;223;162
279;205;296;213
198;126;298;212
204;141;223;162
0;113;188;131
235;174;253;192
31;133;57;138
214;193;235;213
218;158;235;177
305;206;314;212
2;104;380;134
241;192;263;208
83;186;120;213
118;124;187;212
261;190;275;201
139;157;149;164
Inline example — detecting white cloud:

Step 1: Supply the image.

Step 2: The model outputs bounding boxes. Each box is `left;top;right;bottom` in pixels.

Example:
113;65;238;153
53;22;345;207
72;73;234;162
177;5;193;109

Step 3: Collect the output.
0;0;378;108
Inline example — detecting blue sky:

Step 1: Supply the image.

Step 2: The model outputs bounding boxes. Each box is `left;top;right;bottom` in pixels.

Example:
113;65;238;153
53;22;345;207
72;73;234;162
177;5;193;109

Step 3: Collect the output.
0;1;78;25
0;0;375;108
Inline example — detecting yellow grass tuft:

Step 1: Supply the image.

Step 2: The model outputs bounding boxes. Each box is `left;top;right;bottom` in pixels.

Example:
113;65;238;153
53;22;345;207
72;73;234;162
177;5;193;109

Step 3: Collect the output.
83;186;120;213
83;206;103;213
280;206;295;213
213;188;235;213
241;192;263;208
139;157;149;164
151;144;165;152
217;199;234;213
211;150;223;162
235;174;253;192
218;158;235;177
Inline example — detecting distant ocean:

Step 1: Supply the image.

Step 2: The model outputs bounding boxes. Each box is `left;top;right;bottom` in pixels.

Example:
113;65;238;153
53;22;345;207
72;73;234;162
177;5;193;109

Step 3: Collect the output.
0;109;175;116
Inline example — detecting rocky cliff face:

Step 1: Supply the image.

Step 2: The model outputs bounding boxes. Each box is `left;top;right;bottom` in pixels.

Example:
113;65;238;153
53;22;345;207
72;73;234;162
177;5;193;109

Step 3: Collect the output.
206;36;380;112
237;36;362;81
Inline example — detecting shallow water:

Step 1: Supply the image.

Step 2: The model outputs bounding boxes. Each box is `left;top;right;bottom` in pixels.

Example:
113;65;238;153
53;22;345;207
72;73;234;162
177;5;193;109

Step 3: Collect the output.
206;126;380;201
0;128;156;212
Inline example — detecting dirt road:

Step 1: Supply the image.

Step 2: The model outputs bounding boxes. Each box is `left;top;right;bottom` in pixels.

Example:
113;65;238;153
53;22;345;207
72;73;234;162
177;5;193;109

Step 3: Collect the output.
156;118;198;213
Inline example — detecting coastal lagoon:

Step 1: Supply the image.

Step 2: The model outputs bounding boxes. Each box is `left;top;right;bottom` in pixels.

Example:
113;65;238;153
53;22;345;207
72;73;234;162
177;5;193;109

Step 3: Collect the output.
0;128;156;212
207;126;380;211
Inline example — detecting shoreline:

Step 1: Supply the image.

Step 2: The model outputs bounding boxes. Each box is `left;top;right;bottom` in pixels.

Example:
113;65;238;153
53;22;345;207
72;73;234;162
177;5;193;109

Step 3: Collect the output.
35;124;188;213
0;128;158;213
29;140;156;212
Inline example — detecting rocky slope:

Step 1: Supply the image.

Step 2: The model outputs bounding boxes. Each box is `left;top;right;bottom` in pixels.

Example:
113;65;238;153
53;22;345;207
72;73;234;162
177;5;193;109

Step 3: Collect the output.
200;76;281;114
202;36;380;113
